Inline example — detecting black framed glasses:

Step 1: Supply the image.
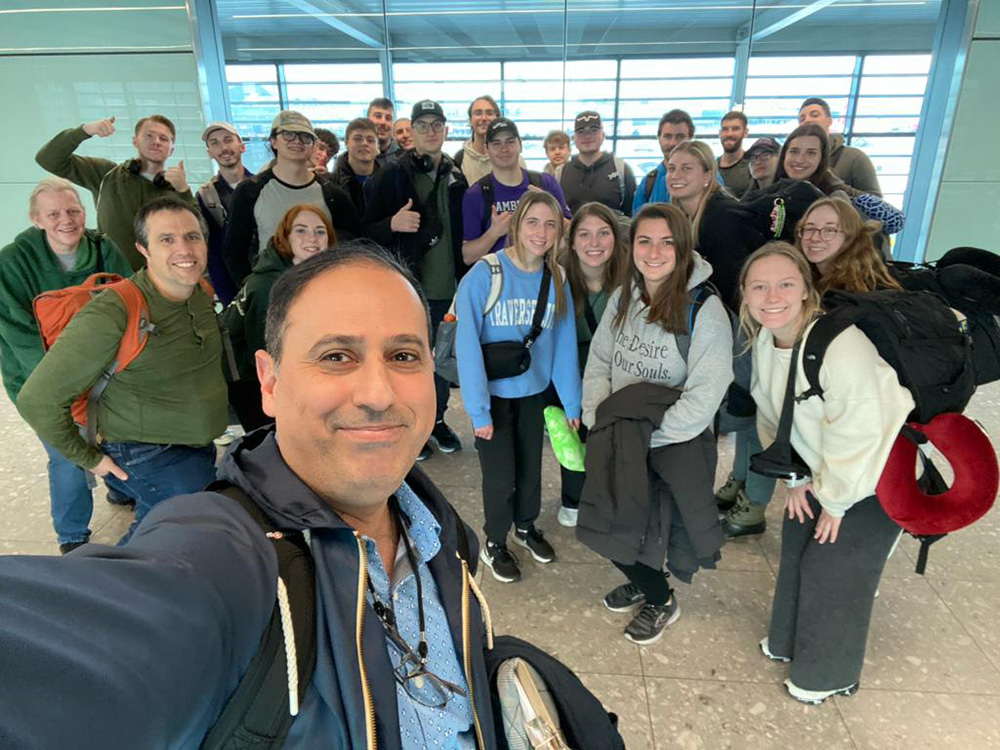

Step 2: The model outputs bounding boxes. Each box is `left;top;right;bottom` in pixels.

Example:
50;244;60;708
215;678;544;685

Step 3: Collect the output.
279;130;315;145
797;226;843;241
413;120;445;134
381;623;467;708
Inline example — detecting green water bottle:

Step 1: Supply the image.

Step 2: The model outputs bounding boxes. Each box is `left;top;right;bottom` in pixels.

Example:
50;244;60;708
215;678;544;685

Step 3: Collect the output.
544;405;585;472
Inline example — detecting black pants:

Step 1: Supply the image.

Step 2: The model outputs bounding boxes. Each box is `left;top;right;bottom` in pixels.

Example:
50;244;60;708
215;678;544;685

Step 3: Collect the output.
768;493;901;691
560;423;588;510
476;393;546;544
428;298;452;424
613;560;673;606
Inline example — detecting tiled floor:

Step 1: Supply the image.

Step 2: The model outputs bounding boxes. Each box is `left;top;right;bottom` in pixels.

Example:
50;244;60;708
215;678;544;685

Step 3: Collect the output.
2;385;1000;749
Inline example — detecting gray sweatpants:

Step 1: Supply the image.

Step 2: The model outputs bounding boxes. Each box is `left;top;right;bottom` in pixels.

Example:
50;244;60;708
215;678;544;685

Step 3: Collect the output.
768;493;902;691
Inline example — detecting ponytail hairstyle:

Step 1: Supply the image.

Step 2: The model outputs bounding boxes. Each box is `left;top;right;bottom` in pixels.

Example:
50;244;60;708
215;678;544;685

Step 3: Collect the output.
738;241;822;348
613;202;694;334
562;202;627;317
667;139;722;246
796;197;901;295
507;190;568;316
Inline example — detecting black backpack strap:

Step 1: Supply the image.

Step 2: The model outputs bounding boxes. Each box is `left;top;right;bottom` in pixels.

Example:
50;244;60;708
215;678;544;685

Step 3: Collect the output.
675;283;713;363
523;264;552;350
644;168;658;202
525;169;544;189
201;484;317;750
583;297;600;336
478;174;495;235
800;311;858;403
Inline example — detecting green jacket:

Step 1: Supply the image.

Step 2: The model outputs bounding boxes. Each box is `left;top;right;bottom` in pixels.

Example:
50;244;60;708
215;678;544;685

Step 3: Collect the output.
220;241;292;381
829;134;882;196
17;269;227;470
0;227;133;403
35;126;198;270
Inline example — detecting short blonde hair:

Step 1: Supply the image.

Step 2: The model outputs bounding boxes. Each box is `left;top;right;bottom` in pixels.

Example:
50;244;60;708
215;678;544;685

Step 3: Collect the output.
28;177;83;219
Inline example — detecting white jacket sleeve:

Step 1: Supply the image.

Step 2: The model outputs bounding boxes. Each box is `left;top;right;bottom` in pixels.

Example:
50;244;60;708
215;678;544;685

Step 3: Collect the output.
657;296;734;443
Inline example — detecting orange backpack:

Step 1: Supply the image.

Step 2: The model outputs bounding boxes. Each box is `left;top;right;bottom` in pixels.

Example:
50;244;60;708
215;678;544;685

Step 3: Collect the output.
33;273;154;444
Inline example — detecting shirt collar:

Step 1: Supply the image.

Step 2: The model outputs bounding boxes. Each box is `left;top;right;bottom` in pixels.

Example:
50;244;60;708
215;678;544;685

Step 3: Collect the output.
394;480;442;564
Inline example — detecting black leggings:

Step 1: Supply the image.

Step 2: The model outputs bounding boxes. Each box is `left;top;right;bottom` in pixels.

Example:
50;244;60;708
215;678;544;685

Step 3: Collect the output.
613;560;673;606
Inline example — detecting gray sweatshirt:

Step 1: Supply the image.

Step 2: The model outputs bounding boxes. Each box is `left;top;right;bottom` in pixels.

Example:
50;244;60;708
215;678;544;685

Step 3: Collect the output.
582;253;734;447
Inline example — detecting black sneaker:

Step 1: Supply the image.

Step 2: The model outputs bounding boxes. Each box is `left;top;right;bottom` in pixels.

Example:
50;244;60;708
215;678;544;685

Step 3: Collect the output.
431;421;462;453
513;526;555;563
603;583;647;613
417;442;433;462
106;486;135;509
480;541;521;583
624;598;681;645
59;541;87;555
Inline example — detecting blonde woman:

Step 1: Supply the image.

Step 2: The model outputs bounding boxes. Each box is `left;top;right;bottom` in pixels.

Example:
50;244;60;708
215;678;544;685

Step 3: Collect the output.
740;242;913;704
454;191;581;583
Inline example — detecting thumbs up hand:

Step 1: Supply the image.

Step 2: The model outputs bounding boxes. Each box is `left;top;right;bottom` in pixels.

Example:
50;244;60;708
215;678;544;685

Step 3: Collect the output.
83;116;117;138
391;198;421;233
163;159;188;193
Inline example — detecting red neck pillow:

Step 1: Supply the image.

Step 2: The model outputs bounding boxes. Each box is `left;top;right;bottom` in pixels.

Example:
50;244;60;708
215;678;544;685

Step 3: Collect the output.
877;413;997;536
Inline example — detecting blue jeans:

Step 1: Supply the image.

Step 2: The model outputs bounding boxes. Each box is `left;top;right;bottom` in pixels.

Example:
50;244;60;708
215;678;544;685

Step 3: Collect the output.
41;440;95;545
101;442;218;544
733;426;778;507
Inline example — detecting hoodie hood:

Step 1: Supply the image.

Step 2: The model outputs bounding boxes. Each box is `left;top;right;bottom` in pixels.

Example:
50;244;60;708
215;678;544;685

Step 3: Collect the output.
250;239;293;276
829;133;846;156
461;138;491;165
11;226;104;273
687;251;714;290
568;151;614;173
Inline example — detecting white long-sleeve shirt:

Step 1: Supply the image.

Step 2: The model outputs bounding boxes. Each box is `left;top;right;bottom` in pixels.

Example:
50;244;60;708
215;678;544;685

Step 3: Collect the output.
752;319;915;517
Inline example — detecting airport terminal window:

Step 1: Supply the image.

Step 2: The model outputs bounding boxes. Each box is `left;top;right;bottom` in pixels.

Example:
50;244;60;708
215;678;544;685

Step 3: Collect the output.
225;53;930;205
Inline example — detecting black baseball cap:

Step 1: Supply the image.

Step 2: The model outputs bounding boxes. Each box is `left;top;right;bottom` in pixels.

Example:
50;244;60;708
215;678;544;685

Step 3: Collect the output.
574;111;602;131
486;118;520;143
411;100;446;122
745;137;780;159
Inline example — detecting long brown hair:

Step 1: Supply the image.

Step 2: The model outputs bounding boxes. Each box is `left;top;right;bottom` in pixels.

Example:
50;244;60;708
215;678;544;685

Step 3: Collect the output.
796;197;901;295
507;190;568;316
271;204;337;261
613;203;694;334
668;139;722;246
738;241;822;347
775;124;844;195
562;202;626;317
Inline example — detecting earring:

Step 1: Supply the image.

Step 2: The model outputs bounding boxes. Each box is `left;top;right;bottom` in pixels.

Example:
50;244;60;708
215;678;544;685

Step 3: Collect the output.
704;182;709;188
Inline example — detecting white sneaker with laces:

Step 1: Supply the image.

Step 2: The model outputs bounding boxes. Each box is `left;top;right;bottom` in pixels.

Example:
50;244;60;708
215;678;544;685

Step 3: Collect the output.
557;507;578;528
784;678;859;705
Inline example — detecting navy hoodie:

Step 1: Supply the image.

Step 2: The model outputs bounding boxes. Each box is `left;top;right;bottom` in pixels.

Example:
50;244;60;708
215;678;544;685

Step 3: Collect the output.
0;427;495;749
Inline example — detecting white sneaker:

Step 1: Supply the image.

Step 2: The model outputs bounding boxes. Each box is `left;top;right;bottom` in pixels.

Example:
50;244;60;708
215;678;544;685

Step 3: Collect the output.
557;507;578;528
759;637;791;663
784;678;859;705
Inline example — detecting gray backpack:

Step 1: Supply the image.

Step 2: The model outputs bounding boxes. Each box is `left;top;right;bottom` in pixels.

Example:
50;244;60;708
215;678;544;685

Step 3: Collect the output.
434;254;504;385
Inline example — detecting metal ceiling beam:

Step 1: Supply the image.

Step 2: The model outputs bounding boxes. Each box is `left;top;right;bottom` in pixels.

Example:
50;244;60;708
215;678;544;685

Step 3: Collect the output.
284;0;383;48
751;0;838;41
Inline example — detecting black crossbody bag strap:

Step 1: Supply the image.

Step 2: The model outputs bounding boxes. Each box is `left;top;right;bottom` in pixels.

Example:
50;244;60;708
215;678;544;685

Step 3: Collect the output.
774;340;803;446
583;296;599;336
523;264;552;350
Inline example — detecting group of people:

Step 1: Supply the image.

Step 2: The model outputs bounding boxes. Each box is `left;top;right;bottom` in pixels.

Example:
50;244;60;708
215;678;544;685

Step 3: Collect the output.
0;89;930;747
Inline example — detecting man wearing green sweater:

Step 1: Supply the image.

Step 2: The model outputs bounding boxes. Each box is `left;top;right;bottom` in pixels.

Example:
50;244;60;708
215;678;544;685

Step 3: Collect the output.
35;113;197;270
0;178;134;553
17;197;227;544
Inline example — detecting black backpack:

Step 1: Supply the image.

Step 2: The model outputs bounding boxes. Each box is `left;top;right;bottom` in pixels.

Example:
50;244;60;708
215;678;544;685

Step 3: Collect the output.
802;289;975;425
889;246;1000;386
483;636;626;750
201;472;472;750
476;170;545;234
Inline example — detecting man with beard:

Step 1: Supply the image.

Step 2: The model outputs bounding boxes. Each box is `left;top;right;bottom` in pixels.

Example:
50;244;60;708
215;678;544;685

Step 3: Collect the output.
198;122;252;304
368;97;401;167
717;111;752;199
36;114;197;271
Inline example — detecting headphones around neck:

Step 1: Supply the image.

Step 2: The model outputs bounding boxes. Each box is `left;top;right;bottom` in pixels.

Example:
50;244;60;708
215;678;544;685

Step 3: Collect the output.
412;152;437;173
125;159;171;189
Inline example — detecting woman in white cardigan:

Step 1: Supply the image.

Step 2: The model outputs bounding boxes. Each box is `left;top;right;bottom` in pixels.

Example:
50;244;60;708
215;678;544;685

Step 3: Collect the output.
739;241;914;705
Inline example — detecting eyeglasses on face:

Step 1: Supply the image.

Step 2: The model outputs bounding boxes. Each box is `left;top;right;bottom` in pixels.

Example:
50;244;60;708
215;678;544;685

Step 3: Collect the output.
749;152;776;164
279;130;315;145
797;226;843;241
413;120;445;134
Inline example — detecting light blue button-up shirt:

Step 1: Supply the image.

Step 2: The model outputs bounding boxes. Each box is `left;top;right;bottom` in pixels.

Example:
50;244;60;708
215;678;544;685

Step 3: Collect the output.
362;481;476;749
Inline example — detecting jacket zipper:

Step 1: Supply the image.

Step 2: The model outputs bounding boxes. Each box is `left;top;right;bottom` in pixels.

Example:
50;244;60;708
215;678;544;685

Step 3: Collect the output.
354;533;378;750
460;558;486;749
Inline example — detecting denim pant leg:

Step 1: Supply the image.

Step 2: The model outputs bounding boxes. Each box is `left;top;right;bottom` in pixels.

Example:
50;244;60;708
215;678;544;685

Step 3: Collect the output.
736;427;778;507
427;298;452;423
40;440;94;545
102;442;218;544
